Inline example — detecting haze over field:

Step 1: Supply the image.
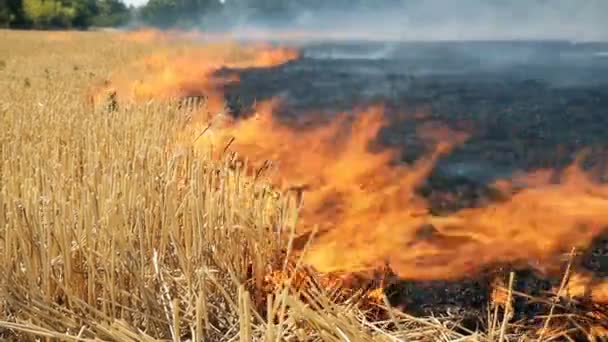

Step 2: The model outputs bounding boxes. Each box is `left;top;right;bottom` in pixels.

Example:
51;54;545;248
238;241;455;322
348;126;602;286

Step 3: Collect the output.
198;0;608;42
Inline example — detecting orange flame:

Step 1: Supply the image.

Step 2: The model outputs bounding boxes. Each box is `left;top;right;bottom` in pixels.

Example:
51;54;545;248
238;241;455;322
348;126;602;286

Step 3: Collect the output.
561;271;608;304
103;31;608;282
203;99;608;281
117;28;203;43
93;34;299;114
117;28;170;43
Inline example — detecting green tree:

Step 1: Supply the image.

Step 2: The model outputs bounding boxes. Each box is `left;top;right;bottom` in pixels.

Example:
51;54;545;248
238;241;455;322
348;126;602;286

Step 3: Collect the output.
140;0;222;28
68;0;99;28
22;0;76;28
0;0;27;27
17;0;131;29
91;0;131;27
140;0;178;28
0;0;12;27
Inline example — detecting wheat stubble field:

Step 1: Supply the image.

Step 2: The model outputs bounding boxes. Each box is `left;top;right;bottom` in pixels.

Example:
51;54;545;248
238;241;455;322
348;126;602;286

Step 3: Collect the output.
1;29;607;341
0;30;298;341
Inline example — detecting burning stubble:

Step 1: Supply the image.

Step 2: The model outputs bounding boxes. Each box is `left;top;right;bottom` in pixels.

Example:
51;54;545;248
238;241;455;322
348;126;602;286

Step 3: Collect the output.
99;30;608;283
91;34;299;115
210;102;608;281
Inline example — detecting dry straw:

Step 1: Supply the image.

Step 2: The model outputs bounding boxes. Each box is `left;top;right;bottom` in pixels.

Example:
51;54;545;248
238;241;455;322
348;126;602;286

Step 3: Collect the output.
0;29;605;341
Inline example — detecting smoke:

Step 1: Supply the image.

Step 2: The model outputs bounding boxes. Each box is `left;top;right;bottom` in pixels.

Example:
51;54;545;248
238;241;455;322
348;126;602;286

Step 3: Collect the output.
199;0;608;42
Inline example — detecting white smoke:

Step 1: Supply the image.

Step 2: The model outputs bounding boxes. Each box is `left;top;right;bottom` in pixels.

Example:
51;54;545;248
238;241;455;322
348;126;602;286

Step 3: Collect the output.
201;0;608;42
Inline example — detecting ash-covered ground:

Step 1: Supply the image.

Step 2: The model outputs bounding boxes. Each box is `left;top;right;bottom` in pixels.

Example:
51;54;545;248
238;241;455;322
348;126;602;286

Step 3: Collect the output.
217;40;608;319
220;40;608;210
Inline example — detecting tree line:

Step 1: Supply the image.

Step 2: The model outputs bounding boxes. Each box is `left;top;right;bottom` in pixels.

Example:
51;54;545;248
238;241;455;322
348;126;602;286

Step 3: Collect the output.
140;0;404;30
0;0;133;29
0;0;405;30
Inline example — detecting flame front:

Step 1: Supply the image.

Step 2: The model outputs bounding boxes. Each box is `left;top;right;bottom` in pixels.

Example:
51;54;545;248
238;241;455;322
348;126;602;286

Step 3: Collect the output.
105;31;608;282
208;101;608;281
93;33;299;114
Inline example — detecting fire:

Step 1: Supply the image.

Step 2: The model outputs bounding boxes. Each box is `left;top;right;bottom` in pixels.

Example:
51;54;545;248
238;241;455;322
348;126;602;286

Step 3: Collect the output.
102;30;608;283
92;34;299;114
307;159;608;280
202;101;457;274
118;28;170;43
202;99;608;281
117;28;196;43
561;271;608;304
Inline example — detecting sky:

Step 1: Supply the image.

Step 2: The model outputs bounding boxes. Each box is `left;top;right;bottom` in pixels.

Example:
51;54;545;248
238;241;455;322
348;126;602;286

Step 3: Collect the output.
123;0;147;7
122;0;223;7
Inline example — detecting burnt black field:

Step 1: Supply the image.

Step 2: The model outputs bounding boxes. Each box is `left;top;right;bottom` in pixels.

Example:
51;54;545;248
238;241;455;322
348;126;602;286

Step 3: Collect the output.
220;40;608;209
216;40;608;318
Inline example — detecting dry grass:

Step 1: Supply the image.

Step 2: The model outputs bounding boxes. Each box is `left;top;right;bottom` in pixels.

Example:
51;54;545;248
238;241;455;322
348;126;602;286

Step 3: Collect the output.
0;29;604;341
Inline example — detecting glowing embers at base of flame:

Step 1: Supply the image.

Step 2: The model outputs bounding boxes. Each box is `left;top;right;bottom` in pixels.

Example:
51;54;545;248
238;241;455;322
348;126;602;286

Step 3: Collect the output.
201;101;608;282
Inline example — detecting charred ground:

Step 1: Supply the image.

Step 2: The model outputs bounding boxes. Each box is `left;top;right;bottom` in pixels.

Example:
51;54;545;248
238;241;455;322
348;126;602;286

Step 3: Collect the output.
220;40;608;185
218;40;608;211
216;40;608;319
